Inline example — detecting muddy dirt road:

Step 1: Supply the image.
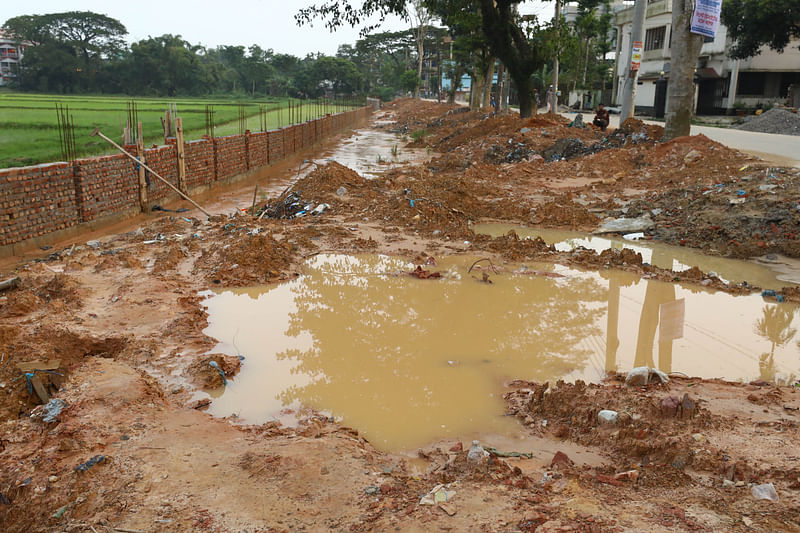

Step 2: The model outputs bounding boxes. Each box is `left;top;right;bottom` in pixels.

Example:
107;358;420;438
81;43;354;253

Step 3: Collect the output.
1;99;799;532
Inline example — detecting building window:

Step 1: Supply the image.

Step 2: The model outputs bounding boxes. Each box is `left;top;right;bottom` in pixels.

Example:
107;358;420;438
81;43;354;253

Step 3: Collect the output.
644;26;667;51
737;72;764;96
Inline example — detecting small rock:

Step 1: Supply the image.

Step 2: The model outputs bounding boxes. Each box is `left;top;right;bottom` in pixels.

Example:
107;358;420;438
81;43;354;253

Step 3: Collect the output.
691;433;705;443
661;395;680;417
48;476;58;483
86;240;101;250
336;186;347;196
449;442;463;452
743;516;753;527
722;479;735;489
364;486;381;495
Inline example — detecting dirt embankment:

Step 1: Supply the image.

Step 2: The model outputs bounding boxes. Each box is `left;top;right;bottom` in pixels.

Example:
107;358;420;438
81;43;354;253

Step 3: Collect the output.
1;98;799;532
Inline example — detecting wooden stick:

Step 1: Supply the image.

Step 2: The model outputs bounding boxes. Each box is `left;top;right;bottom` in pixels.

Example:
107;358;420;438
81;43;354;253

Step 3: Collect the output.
114;528;145;533
251;185;259;214
135;122;147;213
91;128;211;217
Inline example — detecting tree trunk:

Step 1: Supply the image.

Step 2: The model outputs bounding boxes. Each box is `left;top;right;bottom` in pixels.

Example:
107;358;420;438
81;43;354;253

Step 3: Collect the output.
516;75;534;118
582;38;591;87
664;0;704;140
481;59;495;108
416;39;424;99
496;62;506;112
470;74;483;111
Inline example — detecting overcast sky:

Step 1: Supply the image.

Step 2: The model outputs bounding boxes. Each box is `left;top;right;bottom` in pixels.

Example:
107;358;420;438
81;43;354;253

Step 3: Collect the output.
3;1;556;57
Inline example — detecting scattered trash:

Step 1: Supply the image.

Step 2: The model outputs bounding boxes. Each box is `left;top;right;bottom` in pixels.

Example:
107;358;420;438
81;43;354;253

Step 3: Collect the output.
485;447;533;459
311;203;330;216
74;455;106;473
209;361;226;386
623;232;645;241
761;289;785;302
0;276;21;292
751;482;779;502
364;486;381;495
467;440;489;462
520;127;531;134
594;215;654;234
86;240;101;250
597;410;618;425
420;484;456;505
625;366;670;386
439;502;457;516
36;398;67;423
152;205;190;213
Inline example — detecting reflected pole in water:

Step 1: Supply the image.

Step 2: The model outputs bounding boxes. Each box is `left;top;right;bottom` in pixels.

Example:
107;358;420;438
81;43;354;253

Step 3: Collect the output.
605;276;621;373
634;249;677;372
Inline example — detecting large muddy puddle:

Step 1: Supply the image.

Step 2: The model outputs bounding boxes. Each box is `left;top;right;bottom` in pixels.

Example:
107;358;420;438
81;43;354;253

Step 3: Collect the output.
201;254;800;452
474;223;800;288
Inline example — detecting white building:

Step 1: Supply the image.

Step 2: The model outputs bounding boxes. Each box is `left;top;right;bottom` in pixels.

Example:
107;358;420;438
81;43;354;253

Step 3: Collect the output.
0;31;32;87
612;0;800;114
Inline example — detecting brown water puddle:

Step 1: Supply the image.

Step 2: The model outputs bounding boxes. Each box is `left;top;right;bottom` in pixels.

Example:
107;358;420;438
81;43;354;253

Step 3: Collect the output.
201;254;800;452
473;223;800;288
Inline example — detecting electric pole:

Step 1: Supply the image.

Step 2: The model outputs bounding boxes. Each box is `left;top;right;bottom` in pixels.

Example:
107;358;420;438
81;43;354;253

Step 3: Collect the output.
551;0;561;114
620;0;647;122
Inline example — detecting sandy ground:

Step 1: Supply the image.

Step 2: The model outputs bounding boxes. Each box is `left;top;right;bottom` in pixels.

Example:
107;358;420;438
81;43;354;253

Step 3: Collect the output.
1;98;799;532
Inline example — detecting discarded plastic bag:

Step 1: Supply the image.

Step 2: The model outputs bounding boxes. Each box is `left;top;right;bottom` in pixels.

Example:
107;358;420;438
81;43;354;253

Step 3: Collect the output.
419;484;456;505
751;483;779;502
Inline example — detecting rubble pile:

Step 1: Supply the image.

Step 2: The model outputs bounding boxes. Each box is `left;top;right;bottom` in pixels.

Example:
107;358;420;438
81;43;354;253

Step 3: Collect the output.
734;108;800;136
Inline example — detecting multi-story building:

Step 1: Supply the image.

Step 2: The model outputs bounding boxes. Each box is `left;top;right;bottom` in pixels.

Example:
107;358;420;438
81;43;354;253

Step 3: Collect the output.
612;0;800;114
0;31;31;87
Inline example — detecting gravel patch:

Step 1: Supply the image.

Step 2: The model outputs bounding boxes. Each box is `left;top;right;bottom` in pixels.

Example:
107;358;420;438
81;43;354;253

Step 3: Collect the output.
733;108;800;136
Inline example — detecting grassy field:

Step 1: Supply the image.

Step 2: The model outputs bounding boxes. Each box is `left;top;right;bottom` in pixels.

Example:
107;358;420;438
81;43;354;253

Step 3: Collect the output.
0;92;360;168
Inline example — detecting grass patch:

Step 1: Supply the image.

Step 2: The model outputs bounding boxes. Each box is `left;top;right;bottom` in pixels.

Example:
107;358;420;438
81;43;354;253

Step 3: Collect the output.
0;93;358;168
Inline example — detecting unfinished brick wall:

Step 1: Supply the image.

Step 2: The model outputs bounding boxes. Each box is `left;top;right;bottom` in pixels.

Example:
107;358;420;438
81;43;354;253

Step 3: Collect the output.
143;145;179;203
1;106;371;249
74;153;139;222
0;163;79;244
184;139;214;188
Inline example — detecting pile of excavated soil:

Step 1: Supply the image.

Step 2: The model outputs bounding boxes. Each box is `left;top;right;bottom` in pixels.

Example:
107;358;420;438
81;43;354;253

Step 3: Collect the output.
735;108;800;136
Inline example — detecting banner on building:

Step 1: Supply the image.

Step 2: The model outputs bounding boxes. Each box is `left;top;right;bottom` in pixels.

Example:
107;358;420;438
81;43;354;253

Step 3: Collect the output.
691;0;723;38
631;41;643;71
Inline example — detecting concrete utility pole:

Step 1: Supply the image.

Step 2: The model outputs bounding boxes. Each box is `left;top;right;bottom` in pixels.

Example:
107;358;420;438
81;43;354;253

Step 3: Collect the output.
551;0;561;114
620;0;647;122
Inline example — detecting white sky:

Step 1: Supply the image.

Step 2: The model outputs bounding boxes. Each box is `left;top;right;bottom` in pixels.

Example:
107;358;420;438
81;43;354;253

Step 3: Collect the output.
3;1;556;57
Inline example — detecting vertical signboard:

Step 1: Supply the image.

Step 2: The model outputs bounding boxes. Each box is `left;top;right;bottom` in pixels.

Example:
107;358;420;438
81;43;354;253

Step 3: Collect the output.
691;0;723;38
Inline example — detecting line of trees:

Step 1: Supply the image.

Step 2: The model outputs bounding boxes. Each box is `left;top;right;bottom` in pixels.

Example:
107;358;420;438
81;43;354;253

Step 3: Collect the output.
2;11;370;98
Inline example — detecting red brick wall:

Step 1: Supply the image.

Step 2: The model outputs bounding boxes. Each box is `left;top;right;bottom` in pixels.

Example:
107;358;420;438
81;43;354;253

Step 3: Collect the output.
249;132;269;168
185;139;214;188
143;145;180;202
2;106;371;248
214;135;248;181
74;153;139;222
0;163;79;245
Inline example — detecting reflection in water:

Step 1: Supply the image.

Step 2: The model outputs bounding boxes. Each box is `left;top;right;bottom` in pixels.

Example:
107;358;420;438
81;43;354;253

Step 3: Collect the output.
202;254;800;452
472;223;798;289
755;306;797;382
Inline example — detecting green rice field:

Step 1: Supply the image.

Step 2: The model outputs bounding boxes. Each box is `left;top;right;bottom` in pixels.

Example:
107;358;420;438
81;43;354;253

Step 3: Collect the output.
0;92;360;168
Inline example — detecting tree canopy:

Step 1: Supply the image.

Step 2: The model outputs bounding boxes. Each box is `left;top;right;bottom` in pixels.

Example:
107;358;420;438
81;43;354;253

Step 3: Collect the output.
721;0;800;59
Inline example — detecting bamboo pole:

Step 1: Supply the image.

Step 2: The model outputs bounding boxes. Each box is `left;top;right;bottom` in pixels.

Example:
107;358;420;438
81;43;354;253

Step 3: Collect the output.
90;127;211;217
135;122;148;212
175;117;187;192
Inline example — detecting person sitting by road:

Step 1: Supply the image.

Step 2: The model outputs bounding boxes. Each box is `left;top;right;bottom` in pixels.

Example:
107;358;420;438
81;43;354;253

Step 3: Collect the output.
593;104;610;131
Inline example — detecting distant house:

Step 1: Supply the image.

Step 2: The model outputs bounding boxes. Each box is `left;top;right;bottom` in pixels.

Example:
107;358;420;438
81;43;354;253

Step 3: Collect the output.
612;0;800;114
0;31;32;87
